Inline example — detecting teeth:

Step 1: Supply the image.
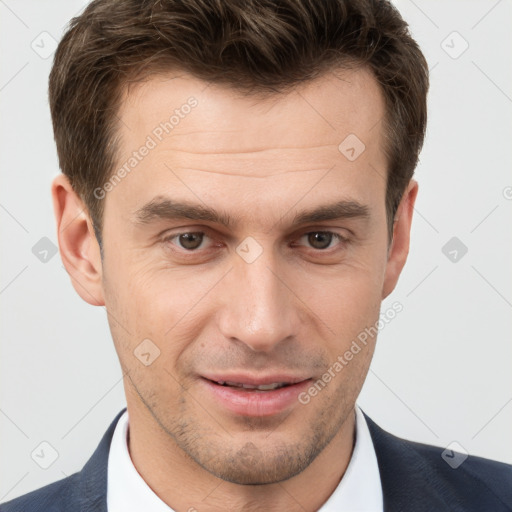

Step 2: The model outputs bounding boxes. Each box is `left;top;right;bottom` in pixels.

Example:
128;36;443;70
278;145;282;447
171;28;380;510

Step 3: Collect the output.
253;383;283;390
215;380;287;390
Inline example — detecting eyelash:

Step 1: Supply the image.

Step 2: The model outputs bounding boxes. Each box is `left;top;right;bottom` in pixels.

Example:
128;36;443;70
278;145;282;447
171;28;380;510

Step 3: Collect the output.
161;230;349;255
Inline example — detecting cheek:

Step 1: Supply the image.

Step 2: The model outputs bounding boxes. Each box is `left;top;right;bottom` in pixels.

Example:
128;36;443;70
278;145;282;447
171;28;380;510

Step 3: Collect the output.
104;256;223;364
302;270;382;408
315;279;382;358
294;247;387;343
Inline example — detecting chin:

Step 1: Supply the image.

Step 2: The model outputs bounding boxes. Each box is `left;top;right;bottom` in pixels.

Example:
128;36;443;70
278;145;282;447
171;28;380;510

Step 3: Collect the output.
203;450;311;486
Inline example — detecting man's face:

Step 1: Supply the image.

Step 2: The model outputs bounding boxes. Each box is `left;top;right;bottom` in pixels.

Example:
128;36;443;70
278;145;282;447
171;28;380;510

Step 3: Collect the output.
97;68;402;484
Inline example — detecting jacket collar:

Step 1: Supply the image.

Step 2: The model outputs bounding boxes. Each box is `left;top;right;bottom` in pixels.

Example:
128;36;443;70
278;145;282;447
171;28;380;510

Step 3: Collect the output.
76;407;127;512
363;411;453;511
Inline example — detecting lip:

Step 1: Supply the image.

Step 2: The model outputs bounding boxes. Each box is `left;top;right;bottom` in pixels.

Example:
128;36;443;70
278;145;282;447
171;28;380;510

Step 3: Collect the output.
200;374;312;417
201;373;310;386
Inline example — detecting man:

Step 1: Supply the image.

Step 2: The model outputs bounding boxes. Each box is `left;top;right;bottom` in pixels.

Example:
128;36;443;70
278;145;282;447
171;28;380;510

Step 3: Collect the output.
1;0;510;510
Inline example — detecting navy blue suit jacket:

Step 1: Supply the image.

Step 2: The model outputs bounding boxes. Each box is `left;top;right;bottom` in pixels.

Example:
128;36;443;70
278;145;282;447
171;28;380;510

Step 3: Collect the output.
1;407;511;511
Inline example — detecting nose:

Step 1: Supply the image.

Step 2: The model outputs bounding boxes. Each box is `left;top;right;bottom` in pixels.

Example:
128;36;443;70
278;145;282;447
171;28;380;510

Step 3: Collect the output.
217;247;301;353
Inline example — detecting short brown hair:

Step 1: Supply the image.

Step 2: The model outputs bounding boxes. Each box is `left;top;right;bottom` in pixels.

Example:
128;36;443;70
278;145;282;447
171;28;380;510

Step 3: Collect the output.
49;0;429;244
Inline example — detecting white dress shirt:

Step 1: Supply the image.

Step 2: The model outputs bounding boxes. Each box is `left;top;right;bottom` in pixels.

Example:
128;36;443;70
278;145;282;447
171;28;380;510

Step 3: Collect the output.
107;404;383;511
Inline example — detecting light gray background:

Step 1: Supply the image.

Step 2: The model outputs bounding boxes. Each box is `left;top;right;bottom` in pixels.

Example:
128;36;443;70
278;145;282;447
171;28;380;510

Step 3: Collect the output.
1;0;511;502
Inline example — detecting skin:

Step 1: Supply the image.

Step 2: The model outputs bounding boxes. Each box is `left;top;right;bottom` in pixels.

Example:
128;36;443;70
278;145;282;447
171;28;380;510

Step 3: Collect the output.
52;67;417;511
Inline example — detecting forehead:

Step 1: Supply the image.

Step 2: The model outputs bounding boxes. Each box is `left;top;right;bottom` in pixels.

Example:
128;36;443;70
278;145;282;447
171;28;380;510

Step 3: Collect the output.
118;68;385;161
106;68;388;228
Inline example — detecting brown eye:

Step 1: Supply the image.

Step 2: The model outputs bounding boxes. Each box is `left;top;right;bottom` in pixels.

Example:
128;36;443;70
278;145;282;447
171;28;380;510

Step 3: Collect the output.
306;231;336;250
176;232;204;250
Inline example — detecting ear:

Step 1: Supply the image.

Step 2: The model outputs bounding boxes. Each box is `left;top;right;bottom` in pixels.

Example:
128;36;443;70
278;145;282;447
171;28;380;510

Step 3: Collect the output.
382;179;418;299
52;174;105;306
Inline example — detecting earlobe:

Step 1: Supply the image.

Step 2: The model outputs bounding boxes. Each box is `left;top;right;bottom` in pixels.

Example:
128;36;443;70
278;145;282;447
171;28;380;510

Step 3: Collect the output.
381;179;419;299
52;174;105;306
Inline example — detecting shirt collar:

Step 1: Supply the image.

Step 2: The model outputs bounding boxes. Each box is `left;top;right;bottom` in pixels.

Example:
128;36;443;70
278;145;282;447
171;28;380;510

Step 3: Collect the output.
107;403;383;511
318;404;383;511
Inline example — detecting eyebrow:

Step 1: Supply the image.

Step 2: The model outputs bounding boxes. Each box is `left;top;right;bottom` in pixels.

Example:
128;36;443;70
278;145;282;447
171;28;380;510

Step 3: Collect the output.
133;196;370;229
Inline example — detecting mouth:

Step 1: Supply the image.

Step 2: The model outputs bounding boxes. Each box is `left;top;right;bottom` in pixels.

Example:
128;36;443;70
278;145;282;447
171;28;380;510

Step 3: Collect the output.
207;379;295;391
200;374;312;416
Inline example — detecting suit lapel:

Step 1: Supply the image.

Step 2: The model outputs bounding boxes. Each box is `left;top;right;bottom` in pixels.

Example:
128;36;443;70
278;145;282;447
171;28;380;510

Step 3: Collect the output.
75;408;127;512
363;412;452;512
